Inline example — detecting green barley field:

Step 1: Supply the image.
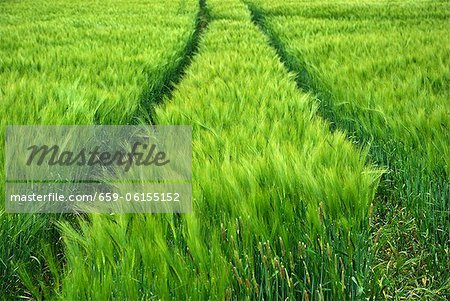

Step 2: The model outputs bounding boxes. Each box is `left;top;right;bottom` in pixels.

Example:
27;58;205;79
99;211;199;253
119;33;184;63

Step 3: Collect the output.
0;0;449;300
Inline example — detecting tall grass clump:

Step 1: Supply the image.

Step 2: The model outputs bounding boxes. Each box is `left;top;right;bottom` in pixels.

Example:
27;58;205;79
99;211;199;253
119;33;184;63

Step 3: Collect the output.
59;0;381;299
0;0;199;298
247;0;450;299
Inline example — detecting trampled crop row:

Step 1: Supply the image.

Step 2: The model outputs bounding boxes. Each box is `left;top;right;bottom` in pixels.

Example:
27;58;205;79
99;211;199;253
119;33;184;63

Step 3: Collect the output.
246;0;450;298
57;0;381;299
0;0;199;298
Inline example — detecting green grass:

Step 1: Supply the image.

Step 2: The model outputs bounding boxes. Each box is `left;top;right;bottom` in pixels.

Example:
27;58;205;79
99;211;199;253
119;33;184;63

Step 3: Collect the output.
58;0;381;299
246;0;450;299
0;0;448;300
0;0;199;298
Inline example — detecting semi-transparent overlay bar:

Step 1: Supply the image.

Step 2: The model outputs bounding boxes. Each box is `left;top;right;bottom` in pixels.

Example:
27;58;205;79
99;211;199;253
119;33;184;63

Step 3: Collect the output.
5;125;192;213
